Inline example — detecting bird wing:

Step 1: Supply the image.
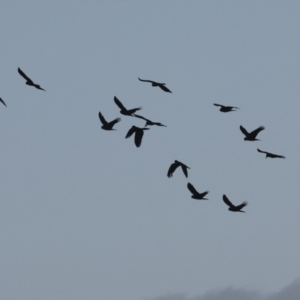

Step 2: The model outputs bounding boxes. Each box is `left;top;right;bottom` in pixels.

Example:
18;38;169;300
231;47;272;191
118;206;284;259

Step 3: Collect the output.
236;201;248;210
134;129;145;147
138;78;155;83
199;191;209;198
257;148;267;154
125;126;136;138
167;162;179;177
239;125;249;137
275;154;285;159
250;126;265;138
187;183;199;196
108;118;121;127
0;98;7;107
134;114;149;122
223;194;234;208
213;103;223;107
159;85;172;93
18;67;33;83
114;97;127;110
98;112;107;125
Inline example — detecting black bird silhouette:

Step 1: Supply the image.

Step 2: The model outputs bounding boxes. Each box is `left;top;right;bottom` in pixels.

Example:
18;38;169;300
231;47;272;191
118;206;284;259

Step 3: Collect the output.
114;96;141;116
167;160;190;178
99;112;121;130
240;125;265;141
187;183;209;200
18;67;45;91
125;126;149;147
0;98;7;107
213;103;239;112
138;78;172;93
133;114;166;127
223;195;247;213
257;148;285;159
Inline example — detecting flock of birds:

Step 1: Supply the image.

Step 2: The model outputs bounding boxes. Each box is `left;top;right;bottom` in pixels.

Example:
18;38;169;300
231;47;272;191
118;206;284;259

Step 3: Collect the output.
4;67;285;213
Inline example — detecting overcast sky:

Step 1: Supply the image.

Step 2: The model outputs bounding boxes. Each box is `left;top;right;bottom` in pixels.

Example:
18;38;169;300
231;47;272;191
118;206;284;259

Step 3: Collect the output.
0;1;299;300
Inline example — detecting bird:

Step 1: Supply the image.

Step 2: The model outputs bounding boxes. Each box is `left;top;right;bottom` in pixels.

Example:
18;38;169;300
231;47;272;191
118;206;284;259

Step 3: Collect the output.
138;78;172;93
98;112;121;130
167;160;190;178
187;183;209;200
133;114;166;127
125;126;149;147
240;125;265;141
223;194;248;213
213;103;239;112
257;148;285;159
114;96;141;116
18;67;45;91
0;98;7;107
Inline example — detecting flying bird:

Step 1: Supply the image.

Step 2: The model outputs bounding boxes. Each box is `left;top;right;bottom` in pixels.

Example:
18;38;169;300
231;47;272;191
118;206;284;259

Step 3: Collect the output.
167;160;190;178
133;114;166;127
114;96;141;116
213;103;239;112
187;183;209;200
240;125;265;141
0;98;7;107
99;112;121;130
257;148;285;159
125;126;149;147
18;67;45;91
138;78;172;93
223;194;248;213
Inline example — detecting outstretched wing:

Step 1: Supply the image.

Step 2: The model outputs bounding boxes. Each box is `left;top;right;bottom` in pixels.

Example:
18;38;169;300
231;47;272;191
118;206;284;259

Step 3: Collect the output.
134;129;146;147
159;85;172;93
138;78;155;84
98;112;107;125
114;96;127;110
187;182;199;196
108;118;121;127
257;148;267;154
213;103;223;107
134;114;149;122
250;126;265;138
223;194;234;208
0;98;7;107
167;162;179;178
236;201;248;210
275;154;285;159
239;125;249;137
199;191;209;198
125;126;136;138
180;163;190;178
18;67;33;83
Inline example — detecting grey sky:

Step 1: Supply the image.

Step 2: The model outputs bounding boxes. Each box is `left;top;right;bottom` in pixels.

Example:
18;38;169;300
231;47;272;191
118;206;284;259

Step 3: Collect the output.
0;1;299;300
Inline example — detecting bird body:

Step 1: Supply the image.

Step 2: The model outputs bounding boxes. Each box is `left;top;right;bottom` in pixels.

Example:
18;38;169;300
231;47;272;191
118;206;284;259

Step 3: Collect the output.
223;195;247;212
167;160;190;178
257;148;285;159
18;67;45;91
114;96;141;116
187;183;209;200
134;114;166;127
213;103;239;112
240;125;265;141
138;78;172;93
125;126;149;147
99;112;121;130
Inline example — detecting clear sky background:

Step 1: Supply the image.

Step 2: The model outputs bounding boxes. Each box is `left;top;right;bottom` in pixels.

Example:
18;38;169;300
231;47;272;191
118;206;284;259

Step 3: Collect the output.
0;1;300;300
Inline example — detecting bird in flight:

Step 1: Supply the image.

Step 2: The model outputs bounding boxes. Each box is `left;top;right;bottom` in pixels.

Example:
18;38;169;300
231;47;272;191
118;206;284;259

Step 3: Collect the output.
138;78;172;93
213;103;239;112
240;125;265;141
257;148;285;159
99;112;121;131
125;126;149;147
167;160;190;178
0;98;7;107
187;183;209;200
133;114;166;127
114;96;141;116
223;195;248;213
18;67;45;91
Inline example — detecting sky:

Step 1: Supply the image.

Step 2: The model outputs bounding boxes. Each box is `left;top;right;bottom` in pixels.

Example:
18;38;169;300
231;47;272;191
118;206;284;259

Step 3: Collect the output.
0;1;300;300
